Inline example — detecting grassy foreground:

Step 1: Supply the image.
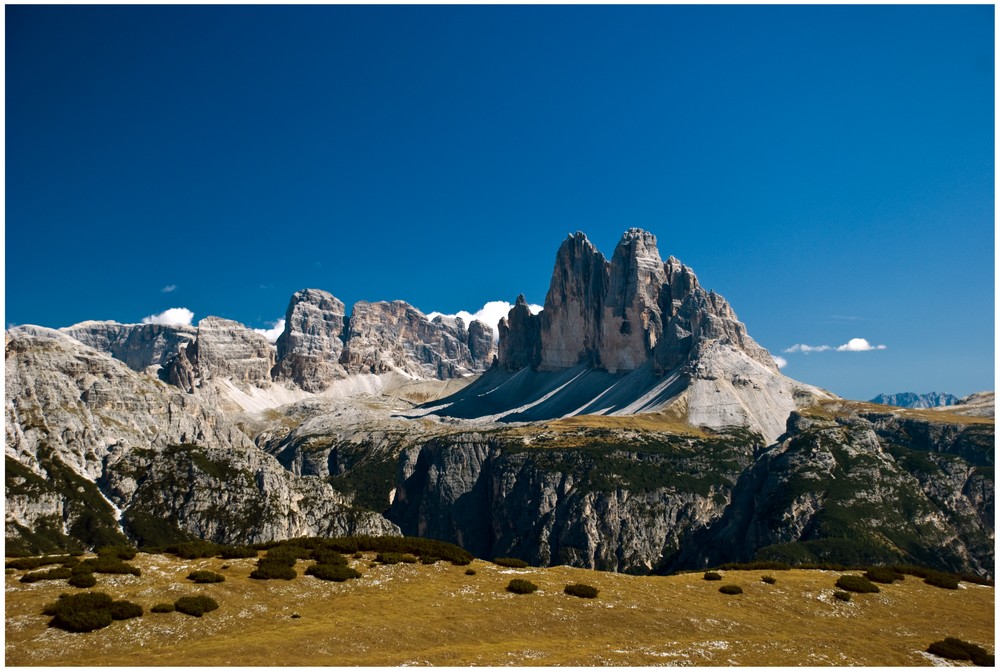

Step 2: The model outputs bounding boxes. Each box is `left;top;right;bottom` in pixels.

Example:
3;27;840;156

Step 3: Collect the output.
5;552;994;666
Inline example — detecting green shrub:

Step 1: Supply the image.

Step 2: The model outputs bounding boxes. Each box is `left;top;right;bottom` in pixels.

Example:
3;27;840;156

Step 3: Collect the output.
312;549;347;566
249;561;296;580
96;545;138;561
465;569;477;576
927;638;994;666
109;600;143;620
151;603;175;613
400;554;418;564
20;567;73;583
218;545;258;560
494;557;529;568
375;552;403;565
7;555;76;571
833;591;851;602
719;585;743;595
187;570;225;584
564;583;599;599
703;571;722;581
43;592;115;633
506;579;538;594
865;566;904;584
167;542;221;560
421;556;440;565
924;572;960;590
305;563;361;582
717;561;791;571
353;552;364;559
835;575;879;593
68;572;98;588
76;556;141;576
174;595;219;617
761;575;777;585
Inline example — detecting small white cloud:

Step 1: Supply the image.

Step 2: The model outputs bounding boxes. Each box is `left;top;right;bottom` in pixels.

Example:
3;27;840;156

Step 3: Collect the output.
836;337;886;352
253;318;286;343
161;284;177;293
783;343;832;353
427;300;543;342
141;307;194;326
785;337;886;354
772;355;788;369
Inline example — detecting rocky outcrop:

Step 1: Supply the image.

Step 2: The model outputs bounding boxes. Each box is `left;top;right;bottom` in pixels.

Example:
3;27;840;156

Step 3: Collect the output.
341;301;492;380
4;326;397;553
388;429;759;573
273;289;348;392
668;410;995;577
936;392;995;418
165;317;275;393
497;295;542;371
60;320;196;378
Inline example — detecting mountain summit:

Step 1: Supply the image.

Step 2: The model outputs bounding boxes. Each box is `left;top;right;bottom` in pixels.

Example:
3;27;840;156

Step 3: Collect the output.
428;229;830;441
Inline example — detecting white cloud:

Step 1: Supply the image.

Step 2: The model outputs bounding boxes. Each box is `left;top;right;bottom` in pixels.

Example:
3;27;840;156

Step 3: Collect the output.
161;284;177;293
784;337;886;354
253;319;286;343
427;300;543;342
772;355;788;369
141;307;194;326
836;337;886;352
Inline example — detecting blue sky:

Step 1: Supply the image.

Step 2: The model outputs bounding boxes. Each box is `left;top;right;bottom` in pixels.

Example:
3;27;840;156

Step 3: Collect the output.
5;5;994;401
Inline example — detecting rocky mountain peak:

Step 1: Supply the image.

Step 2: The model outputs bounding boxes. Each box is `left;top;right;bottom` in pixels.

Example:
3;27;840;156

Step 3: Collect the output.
273;288;348;392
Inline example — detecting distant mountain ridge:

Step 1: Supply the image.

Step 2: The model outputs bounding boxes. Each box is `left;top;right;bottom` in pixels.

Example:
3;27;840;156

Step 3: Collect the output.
871;392;959;408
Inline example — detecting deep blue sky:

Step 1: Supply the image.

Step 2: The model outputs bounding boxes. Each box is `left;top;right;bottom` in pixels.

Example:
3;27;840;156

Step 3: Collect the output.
6;5;994;400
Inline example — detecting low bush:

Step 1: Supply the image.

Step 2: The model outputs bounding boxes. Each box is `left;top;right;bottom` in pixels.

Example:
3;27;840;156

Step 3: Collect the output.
68;572;98;588
465;569;477;576
249;561;296;580
151;603;175;613
76;556;141;576
564;583;598;599
109;600;143;620
865;566;904;584
166;542;221;560
833;591;851;602
421;556;440;565
305;563;361;582
187;570;225;584
400;554;418;564
494;557;529;568
716;561;791;571
97;545;138;561
265;545;312;564
506;579;538;594
7;555;76;571
375;552;402;565
312;549;347;566
761;575;777;585
719;585;743;595
927;638;994;666
218;545;258;560
924;572;960;590
174;595;219;617
835;575;879;594
43;592;115;633
20;567;73;583
353;552;364;559
703;571;722;581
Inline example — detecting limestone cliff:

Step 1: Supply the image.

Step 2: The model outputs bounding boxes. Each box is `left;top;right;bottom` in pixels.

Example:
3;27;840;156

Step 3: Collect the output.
273;288;348;392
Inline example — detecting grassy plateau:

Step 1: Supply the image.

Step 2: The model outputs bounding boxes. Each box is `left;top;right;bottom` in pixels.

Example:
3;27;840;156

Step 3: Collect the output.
5;551;994;666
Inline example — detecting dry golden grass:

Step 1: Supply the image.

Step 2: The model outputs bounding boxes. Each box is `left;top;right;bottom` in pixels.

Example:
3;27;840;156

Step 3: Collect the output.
803;399;994;426
5;553;993;666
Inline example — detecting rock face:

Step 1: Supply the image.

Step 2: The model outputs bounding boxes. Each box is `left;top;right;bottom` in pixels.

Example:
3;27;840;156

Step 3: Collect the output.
341;301;492;379
497;295;542;371
166;317;275;393
388;429;759;573
60;321;196;378
273;289;348;392
668;407;994;576
871;392;959;409
4;326;396;554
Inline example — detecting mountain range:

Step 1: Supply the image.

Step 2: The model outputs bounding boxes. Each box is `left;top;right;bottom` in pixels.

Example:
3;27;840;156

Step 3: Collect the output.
5;229;994;579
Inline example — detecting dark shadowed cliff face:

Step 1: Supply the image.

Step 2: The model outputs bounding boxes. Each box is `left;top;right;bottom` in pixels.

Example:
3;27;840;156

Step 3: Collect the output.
388;429;762;573
665;408;994;576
